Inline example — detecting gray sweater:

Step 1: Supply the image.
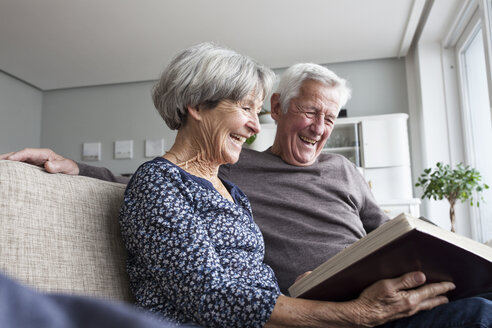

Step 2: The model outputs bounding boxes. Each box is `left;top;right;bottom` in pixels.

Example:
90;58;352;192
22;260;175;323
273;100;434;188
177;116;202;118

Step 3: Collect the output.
79;149;388;294
219;149;389;294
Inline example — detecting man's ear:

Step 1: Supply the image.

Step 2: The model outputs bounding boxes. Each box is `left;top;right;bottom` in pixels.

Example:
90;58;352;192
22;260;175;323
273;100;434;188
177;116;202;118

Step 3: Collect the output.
187;105;202;121
270;93;282;120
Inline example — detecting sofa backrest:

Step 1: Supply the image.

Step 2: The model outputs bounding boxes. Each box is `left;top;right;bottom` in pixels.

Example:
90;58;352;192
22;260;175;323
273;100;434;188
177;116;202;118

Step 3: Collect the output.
0;160;133;302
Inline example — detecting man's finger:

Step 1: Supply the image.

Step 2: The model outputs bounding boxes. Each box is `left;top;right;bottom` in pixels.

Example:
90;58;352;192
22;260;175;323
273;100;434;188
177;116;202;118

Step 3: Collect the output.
0;152;15;160
393;272;427;291
414;295;449;312
7;149;44;163
295;271;313;283
412;281;456;300
45;159;79;175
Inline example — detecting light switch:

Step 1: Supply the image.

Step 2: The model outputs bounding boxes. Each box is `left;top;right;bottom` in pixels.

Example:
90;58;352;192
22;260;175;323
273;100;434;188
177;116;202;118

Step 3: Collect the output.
114;140;133;159
145;138;165;158
82;142;101;161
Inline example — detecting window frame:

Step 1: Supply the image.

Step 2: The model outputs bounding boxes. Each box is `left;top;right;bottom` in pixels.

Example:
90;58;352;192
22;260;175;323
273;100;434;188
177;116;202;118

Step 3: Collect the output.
452;1;492;242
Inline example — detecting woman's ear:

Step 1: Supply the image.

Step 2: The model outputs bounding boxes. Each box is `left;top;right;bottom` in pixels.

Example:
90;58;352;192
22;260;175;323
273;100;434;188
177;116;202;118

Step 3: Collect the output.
270;93;282;120
187;105;202;121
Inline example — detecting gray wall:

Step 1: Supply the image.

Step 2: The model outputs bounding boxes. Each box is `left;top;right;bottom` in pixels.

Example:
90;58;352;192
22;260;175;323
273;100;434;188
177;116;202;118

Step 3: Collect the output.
37;57;408;175
0;71;43;154
269;57;409;117
327;58;409;116
42;82;176;175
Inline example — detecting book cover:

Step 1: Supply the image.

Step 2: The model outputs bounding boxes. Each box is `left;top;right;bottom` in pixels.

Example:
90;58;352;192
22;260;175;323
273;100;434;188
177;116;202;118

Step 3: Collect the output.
288;213;492;301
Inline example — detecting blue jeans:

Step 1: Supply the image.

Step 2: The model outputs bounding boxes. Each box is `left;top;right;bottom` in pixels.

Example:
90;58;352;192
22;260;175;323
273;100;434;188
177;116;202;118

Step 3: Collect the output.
0;272;177;328
379;294;492;328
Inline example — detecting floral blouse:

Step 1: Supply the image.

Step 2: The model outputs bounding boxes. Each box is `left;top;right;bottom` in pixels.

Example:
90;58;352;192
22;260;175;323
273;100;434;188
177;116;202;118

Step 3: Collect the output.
119;157;280;327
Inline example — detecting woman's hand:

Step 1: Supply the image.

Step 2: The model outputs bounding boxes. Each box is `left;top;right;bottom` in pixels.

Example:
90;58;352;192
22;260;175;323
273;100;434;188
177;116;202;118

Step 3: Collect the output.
266;271;455;328
350;271;455;327
0;148;79;175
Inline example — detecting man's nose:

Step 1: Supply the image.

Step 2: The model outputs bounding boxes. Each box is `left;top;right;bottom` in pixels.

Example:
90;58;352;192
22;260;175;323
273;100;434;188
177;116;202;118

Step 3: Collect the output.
311;115;325;134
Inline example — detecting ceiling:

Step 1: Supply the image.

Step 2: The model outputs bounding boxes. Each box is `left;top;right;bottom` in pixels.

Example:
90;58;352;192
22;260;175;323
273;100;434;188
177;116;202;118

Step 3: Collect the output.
1;0;437;91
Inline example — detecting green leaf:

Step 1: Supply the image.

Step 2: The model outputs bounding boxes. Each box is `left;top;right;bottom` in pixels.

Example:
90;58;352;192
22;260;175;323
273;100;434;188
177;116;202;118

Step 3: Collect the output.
415;162;488;208
245;134;256;145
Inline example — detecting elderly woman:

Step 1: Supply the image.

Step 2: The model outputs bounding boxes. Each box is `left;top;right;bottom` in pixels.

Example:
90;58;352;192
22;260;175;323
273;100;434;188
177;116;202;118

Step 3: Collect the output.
119;42;279;326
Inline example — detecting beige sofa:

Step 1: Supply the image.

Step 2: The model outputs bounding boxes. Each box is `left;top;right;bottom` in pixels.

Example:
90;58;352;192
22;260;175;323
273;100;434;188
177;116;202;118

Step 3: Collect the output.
0;160;133;302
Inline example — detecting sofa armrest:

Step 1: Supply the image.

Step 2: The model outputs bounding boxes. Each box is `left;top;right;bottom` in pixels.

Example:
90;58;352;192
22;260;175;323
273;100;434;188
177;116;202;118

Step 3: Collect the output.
0;160;133;302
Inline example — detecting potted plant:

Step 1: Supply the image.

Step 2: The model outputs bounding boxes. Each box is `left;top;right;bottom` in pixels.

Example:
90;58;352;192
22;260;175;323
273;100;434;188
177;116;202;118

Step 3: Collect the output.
415;162;489;232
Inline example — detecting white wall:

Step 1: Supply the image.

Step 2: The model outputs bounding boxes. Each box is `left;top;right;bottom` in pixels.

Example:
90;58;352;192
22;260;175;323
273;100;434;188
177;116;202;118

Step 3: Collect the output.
42;82;176;175
0;71;43;153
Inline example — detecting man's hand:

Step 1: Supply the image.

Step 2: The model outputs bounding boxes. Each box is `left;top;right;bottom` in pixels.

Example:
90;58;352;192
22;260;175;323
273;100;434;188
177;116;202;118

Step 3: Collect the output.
0;148;79;175
352;271;455;327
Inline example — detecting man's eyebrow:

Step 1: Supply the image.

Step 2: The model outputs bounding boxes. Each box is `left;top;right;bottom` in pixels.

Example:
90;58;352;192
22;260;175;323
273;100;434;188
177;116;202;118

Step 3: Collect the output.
299;103;319;111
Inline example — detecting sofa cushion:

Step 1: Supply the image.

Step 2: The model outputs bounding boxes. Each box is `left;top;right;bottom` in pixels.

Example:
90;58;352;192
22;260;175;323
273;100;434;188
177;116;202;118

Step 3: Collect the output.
0;160;133;302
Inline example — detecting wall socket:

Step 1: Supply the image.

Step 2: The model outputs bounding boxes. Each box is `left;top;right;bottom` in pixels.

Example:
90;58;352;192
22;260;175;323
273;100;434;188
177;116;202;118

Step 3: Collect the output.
82;142;101;161
145;138;165;157
114;140;133;159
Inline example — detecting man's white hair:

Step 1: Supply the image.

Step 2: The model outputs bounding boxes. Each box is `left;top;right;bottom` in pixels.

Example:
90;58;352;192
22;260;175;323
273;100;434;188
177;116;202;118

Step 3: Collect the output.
276;63;351;113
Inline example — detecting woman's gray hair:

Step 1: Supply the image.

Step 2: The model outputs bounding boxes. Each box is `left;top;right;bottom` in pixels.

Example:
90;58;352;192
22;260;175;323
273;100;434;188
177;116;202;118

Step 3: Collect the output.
152;42;276;130
276;63;351;113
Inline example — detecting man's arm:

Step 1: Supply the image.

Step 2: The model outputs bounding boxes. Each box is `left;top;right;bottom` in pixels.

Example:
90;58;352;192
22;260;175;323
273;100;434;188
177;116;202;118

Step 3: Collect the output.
0;148;80;174
0;148;129;184
351;163;390;232
78;162;130;184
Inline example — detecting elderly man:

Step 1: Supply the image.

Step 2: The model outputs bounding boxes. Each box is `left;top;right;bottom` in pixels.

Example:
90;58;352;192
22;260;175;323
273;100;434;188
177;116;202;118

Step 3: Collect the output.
219;63;386;293
2;63;491;327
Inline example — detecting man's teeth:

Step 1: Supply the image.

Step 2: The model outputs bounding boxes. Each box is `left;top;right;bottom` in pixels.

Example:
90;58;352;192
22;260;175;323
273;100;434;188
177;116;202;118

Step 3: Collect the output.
300;136;317;145
231;133;246;143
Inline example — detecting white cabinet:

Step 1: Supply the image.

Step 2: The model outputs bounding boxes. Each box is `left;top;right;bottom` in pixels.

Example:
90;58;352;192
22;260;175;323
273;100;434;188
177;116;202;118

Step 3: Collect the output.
363;166;413;200
377;199;421;219
361;117;410;168
324;113;420;218
323;123;362;166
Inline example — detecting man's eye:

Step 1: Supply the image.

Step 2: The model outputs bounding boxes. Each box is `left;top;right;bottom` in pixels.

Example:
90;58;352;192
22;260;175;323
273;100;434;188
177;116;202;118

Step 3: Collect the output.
324;118;334;125
242;107;251;111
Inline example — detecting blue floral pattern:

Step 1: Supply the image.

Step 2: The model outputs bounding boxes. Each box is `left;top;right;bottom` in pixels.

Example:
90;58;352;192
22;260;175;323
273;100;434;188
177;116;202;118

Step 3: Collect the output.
119;157;280;327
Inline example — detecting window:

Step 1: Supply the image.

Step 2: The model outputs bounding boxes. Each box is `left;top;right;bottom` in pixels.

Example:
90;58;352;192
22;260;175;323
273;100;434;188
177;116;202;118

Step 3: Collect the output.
456;6;492;242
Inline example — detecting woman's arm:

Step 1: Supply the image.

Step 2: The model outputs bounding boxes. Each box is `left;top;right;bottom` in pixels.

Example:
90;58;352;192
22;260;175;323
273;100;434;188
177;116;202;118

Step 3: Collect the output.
266;271;455;327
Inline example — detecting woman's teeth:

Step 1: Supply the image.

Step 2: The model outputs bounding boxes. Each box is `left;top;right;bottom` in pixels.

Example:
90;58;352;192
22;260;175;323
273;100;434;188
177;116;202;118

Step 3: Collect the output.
300;135;316;145
230;133;246;144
